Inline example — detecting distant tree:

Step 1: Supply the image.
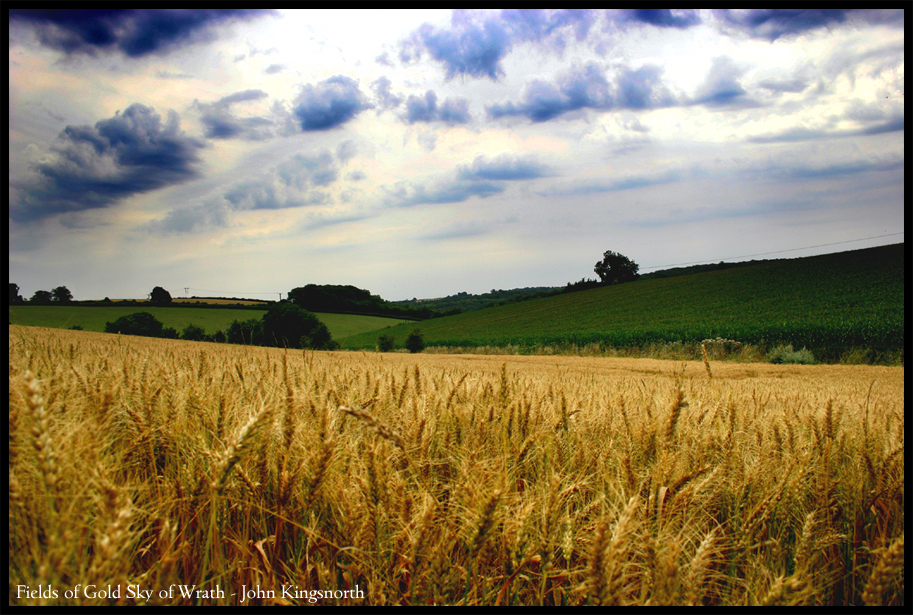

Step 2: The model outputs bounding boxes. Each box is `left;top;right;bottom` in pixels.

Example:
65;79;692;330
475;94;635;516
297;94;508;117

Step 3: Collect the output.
104;312;165;337
594;251;640;285
377;333;395;352
9;284;24;305
261;302;335;350
405;328;425;353
151;286;172;305
52;286;74;303
181;323;207;341
227;318;263;346
30;290;53;304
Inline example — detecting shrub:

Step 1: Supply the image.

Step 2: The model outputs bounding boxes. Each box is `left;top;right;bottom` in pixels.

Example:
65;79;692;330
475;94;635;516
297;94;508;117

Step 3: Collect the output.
377;333;395;352
182;323;207;341
227;318;263;346
261;302;335;350
405;328;425;353
768;344;815;365
104;312;165;338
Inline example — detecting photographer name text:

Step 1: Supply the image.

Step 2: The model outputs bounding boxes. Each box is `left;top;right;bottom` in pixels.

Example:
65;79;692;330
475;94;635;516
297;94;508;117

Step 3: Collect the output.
16;583;364;604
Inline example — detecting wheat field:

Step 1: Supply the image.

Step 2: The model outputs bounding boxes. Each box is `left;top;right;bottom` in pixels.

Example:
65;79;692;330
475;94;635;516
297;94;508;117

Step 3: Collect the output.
8;326;904;606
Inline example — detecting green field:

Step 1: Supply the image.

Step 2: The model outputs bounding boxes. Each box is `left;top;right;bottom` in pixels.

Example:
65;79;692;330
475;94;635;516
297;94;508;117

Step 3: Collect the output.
341;244;905;361
308;313;416;339
9;244;904;362
7;305;409;342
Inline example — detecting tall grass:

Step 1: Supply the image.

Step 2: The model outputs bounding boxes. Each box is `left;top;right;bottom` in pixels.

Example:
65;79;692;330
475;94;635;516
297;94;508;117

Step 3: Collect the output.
8;326;904;605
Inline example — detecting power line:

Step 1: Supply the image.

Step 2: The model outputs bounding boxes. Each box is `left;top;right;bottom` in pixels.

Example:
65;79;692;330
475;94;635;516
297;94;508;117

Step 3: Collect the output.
641;232;904;272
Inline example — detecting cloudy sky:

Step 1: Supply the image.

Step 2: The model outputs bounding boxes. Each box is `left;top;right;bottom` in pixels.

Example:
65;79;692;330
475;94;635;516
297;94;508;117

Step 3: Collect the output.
9;9;905;301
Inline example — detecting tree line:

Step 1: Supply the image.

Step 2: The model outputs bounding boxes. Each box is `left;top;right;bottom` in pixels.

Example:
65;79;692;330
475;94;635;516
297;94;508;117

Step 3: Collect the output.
286;284;456;319
102;302;338;350
9;283;73;305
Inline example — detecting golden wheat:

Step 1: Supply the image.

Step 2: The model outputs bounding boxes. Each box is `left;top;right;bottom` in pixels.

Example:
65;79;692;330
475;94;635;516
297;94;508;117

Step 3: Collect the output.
7;326;904;606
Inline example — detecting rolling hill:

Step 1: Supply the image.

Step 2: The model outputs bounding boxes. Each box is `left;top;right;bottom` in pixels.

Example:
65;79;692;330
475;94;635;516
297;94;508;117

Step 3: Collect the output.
340;243;904;362
6;305;410;343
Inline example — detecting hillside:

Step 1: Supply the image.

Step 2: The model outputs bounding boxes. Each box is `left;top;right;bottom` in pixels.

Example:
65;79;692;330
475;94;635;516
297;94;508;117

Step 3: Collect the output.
340;243;904;362
6;305;409;343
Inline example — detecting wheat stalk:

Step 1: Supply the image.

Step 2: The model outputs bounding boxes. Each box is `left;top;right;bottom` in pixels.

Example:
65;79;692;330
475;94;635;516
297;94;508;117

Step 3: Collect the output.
861;536;904;606
683;527;718;606
213;404;277;495
701;343;713;379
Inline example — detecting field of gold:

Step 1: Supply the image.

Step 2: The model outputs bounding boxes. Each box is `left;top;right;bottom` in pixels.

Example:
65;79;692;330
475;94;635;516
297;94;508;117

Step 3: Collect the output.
9;326;904;606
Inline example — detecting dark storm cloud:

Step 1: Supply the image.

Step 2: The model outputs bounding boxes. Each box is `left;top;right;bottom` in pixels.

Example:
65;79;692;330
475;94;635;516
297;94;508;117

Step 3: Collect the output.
488;63;678;122
457;154;552;181
403;91;471;125
715;9;850;41
623;9;700;29
194;89;274;140
9;9;274;57
487;63;611;122
401;10;598;81
291;76;371;131
499;9;596;47
713;9;903;42
403;18;511;80
11;104;205;223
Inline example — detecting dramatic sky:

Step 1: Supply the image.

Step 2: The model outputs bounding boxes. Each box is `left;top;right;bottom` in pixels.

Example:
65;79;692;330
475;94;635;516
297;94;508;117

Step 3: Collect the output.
9;9;905;301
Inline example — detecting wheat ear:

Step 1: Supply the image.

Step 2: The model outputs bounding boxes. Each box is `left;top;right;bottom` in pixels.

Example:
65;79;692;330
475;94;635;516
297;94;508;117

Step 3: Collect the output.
862;536;904;606
213;404;277;495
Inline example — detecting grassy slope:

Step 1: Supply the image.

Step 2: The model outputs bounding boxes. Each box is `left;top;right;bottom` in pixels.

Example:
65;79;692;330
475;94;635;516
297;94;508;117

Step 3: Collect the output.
7;305;408;342
341;244;904;355
8;306;269;334
308;313;416;339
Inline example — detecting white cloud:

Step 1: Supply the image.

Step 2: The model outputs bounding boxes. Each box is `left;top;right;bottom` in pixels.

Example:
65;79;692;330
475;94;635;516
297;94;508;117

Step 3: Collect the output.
8;9;904;300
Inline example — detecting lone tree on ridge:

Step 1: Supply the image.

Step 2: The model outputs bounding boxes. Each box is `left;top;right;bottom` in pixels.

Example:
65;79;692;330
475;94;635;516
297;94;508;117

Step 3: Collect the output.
150;286;172;305
594;250;640;285
52;286;74;303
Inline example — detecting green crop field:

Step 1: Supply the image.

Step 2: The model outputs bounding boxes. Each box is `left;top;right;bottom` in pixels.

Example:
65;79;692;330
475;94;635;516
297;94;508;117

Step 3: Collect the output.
341;244;904;362
305;313;415;339
7;305;408;343
7;305;269;334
